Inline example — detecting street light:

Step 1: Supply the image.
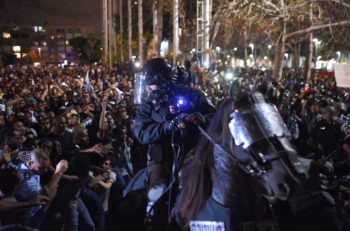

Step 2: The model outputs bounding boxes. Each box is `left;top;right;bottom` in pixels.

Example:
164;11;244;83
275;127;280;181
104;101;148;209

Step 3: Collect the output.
268;44;272;50
232;47;238;67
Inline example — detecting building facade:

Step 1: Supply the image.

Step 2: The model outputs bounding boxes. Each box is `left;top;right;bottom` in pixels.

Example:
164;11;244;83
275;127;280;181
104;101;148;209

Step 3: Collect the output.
0;22;94;65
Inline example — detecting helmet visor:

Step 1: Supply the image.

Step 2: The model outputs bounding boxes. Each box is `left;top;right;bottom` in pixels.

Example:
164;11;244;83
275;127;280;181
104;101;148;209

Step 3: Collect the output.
134;72;148;104
229;103;291;149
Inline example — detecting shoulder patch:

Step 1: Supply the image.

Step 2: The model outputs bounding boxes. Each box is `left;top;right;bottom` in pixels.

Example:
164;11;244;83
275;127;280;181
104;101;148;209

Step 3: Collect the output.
190;220;225;231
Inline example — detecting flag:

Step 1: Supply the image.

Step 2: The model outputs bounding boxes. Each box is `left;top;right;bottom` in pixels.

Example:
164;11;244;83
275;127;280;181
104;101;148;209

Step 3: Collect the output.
85;70;91;92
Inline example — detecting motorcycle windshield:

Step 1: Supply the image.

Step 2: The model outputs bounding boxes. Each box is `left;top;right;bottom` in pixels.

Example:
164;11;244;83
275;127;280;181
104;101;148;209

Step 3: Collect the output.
229;103;291;149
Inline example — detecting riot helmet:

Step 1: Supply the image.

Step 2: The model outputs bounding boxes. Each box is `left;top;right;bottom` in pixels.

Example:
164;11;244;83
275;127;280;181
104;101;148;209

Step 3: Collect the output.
134;58;189;105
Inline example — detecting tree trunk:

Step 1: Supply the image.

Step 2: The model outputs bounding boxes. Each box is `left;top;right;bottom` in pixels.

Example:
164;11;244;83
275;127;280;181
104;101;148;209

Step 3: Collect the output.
243;25;247;68
138;0;144;65
179;0;188;61
306;0;313;82
128;0;132;60
273;40;282;80
119;0;124;63
272;0;286;80
157;0;164;57
103;0;108;66
253;36;257;67
153;1;158;57
203;0;211;67
112;0;118;63
293;43;301;72
173;0;179;64
108;0;113;67
153;0;164;57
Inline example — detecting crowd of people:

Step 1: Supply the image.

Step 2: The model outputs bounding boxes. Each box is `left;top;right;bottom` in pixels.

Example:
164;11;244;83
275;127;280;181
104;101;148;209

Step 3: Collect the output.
0;64;145;230
0;61;349;231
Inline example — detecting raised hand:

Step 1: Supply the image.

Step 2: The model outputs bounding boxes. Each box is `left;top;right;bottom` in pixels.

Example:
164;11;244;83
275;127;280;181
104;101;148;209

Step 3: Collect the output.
55;160;68;174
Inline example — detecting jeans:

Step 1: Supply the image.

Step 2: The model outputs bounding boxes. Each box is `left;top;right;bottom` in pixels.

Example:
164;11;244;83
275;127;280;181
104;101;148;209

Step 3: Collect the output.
81;188;105;231
77;198;95;231
62;199;78;231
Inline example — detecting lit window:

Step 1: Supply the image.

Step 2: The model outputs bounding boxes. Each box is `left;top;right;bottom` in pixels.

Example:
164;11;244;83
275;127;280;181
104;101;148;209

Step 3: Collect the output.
38;26;43;31
51;35;55;40
65;40;69;45
34;26;38;32
2;32;11;39
12;46;21;53
42;41;47;46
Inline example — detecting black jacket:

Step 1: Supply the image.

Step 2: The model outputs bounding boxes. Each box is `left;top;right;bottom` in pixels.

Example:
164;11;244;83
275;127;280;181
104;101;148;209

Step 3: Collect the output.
134;88;215;160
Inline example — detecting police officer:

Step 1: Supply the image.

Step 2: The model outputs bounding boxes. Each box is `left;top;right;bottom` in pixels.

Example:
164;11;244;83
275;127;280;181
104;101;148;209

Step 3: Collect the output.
10;149;68;228
134;58;215;229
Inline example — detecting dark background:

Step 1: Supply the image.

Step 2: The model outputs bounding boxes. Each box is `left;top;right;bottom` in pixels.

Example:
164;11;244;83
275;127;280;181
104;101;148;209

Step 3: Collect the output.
0;0;102;35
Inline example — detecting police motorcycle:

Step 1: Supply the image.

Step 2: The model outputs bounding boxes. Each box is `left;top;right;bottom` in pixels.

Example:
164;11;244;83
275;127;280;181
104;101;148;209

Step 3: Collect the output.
120;58;215;230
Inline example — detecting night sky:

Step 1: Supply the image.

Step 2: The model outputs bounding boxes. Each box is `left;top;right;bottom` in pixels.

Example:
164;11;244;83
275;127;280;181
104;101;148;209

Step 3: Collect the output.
0;0;102;35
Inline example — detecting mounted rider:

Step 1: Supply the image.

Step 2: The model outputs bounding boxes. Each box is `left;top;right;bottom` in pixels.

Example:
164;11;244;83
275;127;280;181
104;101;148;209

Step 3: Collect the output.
133;58;215;230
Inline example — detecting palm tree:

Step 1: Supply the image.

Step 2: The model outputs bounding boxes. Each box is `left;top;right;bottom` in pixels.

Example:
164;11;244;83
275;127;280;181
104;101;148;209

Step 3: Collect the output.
119;0;124;63
173;0;179;64
138;0;144;65
152;0;164;57
128;0;132;60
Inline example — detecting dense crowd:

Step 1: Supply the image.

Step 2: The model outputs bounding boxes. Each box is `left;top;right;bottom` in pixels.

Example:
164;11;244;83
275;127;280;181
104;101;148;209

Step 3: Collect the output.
0;64;145;230
0;61;349;231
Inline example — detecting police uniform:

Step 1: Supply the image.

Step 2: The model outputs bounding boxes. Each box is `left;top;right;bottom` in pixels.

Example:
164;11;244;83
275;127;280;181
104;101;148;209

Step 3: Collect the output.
134;87;215;189
189;197;230;231
133;58;215;228
12;163;42;217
